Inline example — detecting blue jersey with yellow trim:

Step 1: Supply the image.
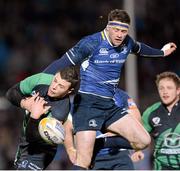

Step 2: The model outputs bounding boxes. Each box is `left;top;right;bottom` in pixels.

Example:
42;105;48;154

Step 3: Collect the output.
66;31;139;98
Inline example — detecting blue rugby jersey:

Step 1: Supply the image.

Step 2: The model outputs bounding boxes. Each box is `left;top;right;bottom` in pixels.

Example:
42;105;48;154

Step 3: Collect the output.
44;30;164;98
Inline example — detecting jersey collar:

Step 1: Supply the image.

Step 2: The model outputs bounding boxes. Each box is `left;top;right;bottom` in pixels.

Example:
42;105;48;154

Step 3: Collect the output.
102;29;114;47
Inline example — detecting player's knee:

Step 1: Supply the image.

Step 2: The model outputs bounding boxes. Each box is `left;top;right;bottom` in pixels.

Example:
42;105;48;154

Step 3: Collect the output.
76;153;92;168
144;133;151;146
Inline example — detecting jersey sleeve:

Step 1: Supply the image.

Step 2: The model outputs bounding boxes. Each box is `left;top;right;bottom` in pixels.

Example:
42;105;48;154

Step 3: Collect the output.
138;42;164;57
142;108;153;132
142;102;161;132
129;35;164;57
66;36;99;64
20;73;52;95
43;35;100;74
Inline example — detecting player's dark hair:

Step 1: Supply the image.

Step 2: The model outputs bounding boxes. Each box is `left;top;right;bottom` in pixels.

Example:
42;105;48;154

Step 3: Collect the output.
108;9;131;24
156;71;180;88
58;66;79;89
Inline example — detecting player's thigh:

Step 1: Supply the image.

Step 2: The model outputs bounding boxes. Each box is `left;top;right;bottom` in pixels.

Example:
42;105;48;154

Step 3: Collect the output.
107;114;150;144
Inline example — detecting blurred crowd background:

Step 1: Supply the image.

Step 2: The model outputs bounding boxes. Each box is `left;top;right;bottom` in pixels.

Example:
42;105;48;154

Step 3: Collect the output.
0;0;179;169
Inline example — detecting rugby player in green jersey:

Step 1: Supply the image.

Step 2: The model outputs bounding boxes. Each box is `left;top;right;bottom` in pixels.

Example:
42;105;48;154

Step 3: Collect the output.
132;71;180;170
6;67;79;170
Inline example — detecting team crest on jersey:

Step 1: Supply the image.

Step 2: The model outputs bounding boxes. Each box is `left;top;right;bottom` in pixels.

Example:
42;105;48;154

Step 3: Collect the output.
99;48;108;55
121;46;128;54
152;117;161;126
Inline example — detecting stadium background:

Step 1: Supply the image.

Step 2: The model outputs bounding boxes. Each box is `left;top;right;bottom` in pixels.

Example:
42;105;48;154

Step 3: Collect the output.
0;0;179;169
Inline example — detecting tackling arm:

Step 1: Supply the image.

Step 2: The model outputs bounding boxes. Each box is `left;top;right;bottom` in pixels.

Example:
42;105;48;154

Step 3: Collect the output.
43;55;73;75
6;83;26;107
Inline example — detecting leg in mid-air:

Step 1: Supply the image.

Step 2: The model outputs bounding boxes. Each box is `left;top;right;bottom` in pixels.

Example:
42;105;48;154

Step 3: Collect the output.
107;113;151;150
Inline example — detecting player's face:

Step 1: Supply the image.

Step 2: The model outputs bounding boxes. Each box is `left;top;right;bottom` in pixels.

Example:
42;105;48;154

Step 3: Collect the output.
107;26;128;46
158;78;180;107
48;73;72;98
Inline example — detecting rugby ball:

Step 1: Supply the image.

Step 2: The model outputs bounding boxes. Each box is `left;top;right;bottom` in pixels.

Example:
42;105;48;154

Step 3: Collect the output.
38;117;65;145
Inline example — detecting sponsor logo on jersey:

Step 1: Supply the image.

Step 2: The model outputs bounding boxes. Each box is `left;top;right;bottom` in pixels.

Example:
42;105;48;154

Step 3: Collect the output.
99;48;108;55
94;59;125;64
89;119;98;127
164;133;180;148
160;148;180;154
110;53;119;59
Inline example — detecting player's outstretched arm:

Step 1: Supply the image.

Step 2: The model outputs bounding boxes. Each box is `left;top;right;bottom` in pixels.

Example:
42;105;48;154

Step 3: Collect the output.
134;41;177;57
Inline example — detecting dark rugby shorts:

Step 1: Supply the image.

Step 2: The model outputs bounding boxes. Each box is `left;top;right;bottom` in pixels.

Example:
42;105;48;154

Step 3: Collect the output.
72;93;128;133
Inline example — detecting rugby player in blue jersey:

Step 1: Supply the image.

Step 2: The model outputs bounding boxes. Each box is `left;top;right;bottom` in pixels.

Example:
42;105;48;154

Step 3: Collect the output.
43;9;177;169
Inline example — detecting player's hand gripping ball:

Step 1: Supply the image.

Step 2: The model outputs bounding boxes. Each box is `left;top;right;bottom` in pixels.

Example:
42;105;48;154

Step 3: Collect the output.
38;117;65;145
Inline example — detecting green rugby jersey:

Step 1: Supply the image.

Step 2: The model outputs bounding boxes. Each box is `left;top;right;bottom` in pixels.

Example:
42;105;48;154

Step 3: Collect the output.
19;72;70;121
13;73;70;167
142;101;180;170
